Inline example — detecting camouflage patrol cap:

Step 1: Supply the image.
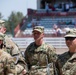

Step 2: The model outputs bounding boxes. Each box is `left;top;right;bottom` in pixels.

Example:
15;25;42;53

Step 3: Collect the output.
0;20;5;28
0;20;5;24
64;28;76;37
32;26;44;33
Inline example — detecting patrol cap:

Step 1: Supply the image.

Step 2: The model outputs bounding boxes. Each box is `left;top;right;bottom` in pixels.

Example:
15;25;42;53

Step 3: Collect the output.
0;20;5;28
0;20;5;24
64;28;76;37
32;26;44;33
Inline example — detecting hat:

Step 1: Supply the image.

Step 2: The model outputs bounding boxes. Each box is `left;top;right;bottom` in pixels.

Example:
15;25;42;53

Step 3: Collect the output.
64;29;76;37
0;20;5;28
0;20;5;24
32;26;44;33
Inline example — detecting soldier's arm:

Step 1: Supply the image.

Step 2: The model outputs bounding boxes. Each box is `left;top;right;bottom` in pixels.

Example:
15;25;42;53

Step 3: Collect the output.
24;43;33;70
4;35;28;74
48;45;63;75
5;42;28;74
5;56;17;75
5;43;28;74
13;52;28;74
48;45;58;62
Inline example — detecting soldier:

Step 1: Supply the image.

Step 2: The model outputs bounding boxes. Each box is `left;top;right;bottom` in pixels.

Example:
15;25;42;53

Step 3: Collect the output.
59;28;76;75
0;50;17;75
0;33;17;75
0;20;27;75
24;26;62;75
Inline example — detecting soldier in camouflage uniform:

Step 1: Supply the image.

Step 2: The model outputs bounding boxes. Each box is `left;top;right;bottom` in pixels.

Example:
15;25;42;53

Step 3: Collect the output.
59;28;76;75
0;33;17;75
0;20;28;75
0;50;17;75
25;26;62;75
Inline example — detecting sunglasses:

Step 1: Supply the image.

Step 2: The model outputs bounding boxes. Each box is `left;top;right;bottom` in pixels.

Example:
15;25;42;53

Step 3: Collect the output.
65;37;76;41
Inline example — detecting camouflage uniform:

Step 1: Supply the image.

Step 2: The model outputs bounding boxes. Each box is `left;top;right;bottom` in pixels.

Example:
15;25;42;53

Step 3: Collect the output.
0;20;27;75
0;49;17;75
25;26;62;75
3;34;27;75
0;33;17;75
59;51;76;75
25;41;63;75
59;29;76;75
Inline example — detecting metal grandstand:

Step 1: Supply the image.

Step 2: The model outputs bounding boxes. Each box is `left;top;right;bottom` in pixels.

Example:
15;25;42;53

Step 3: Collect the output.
13;0;76;52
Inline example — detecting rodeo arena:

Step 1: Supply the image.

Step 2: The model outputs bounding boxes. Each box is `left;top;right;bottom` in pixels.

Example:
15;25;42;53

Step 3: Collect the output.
11;0;76;54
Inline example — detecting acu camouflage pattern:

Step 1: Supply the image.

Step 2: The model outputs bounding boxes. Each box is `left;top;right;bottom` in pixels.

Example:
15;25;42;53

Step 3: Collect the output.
25;42;58;75
59;51;76;75
0;49;17;75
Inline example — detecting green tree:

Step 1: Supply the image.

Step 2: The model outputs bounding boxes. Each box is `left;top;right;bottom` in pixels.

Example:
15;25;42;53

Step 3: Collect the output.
0;12;3;19
6;11;24;36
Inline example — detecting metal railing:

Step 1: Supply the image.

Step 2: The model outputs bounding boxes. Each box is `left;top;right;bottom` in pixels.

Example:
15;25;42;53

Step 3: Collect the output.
12;37;67;49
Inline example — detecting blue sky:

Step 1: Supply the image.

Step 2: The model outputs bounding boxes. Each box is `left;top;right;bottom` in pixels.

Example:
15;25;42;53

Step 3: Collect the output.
0;0;37;19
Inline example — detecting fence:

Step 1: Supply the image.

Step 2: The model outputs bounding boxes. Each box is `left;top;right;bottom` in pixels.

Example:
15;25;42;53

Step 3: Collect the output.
12;37;68;49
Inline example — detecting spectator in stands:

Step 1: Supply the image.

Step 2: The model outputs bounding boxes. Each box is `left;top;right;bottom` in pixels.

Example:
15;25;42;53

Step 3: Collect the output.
59;28;76;75
27;23;32;28
31;18;37;28
53;24;62;37
62;2;65;11
61;2;69;12
58;20;65;25
69;1;74;9
45;2;49;13
49;3;55;11
65;2;70;12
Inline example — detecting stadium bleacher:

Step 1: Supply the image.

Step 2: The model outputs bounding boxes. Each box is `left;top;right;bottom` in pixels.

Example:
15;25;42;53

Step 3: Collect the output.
14;0;76;52
22;16;74;37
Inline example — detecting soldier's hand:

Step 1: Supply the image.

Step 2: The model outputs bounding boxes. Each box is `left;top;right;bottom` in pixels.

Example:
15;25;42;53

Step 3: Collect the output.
22;69;27;75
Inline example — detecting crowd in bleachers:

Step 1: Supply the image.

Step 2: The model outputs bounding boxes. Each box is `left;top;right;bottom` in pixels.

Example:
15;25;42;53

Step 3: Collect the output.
27;17;75;28
44;2;76;12
21;1;76;37
25;16;76;37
